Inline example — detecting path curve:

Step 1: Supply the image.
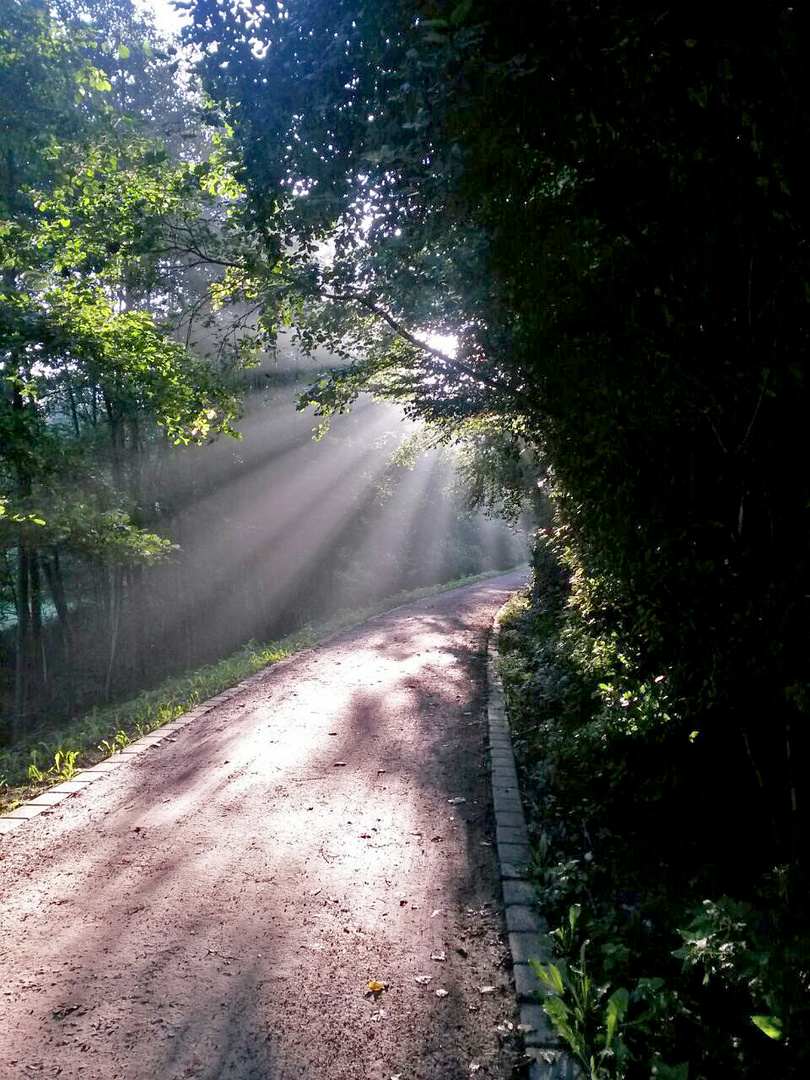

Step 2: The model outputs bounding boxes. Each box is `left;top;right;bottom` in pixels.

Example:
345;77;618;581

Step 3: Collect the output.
0;571;528;1080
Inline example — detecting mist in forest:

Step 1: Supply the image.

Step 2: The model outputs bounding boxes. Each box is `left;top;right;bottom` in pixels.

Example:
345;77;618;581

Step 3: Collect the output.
0;340;526;738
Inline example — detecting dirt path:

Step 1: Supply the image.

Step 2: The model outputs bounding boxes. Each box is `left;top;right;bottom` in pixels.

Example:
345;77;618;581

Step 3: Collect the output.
0;571;528;1080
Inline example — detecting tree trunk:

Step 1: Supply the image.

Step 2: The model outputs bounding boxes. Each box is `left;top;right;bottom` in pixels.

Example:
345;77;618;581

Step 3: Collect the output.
43;549;74;714
43;548;73;654
104;565;123;701
29;548;45;697
13;542;30;741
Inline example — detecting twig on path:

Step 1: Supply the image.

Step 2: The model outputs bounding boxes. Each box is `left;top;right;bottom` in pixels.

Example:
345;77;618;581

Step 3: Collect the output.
319;843;337;863
291;776;328;782
206;949;239;963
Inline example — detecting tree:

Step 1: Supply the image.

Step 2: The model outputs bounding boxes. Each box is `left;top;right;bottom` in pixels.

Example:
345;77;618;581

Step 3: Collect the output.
186;0;810;1030
0;0;247;734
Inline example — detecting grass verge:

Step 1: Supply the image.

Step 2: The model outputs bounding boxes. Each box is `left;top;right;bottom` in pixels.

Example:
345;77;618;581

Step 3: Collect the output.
1;565;525;816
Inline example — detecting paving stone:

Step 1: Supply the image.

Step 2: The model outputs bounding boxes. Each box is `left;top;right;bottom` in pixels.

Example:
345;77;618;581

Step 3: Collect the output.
501;861;528;880
509;930;551;965
23;791;68;807
497;824;528;846
513;962;543;999
3;803;50;820
69;769;109;783
492;790;522;807
48;780;95;793
493;793;522;813
0;817;24;835
493;795;523;818
489;740;513;754
527;1048;581;1080
506;904;543;933
492;782;521;798
492;770;519;790
499;841;530;868
519;1002;559;1047
73;760;120;774
496;810;527;830
503;879;538;905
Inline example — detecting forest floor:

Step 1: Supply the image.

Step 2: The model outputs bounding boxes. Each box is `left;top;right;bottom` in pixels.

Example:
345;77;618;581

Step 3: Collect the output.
0;570;529;1080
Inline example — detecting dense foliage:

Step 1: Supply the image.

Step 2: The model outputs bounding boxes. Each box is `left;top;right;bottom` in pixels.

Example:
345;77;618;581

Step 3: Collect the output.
185;0;810;1072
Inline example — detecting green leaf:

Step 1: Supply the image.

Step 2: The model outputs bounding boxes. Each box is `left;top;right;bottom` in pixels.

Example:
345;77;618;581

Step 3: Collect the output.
652;1062;689;1080
604;987;629;1049
117;44;130;59
751;1014;782;1040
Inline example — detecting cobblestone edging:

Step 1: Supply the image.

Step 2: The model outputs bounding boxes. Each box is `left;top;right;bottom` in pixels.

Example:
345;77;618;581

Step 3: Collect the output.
488;606;579;1080
0;675;267;839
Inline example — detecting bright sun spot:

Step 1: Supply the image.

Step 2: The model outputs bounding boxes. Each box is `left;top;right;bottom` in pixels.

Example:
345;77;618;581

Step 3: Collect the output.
419;332;458;358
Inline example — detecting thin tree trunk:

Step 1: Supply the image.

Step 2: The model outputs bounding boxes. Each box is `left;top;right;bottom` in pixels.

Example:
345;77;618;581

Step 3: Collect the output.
104;393;125;493
104;565;123;701
43;549;73;653
66;380;81;438
13;542;30;741
43;549;74;713
29;548;45;695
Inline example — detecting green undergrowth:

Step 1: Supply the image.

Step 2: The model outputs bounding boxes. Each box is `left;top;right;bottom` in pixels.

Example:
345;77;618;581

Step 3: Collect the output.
1;565;524;814
496;545;801;1079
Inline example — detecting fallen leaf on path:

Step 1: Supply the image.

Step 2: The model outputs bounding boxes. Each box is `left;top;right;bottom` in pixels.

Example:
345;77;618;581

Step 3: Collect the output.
333;761;347;767
447;797;467;805
479;985;496;994
414;975;432;985
430;836;444;842
367;980;385;994
430;909;442;918
435;988;449;998
377;769;387;774
431;951;446;962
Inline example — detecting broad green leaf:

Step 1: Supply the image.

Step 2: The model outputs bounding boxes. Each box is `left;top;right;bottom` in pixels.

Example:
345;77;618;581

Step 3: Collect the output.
604;987;629;1049
751;1014;782;1040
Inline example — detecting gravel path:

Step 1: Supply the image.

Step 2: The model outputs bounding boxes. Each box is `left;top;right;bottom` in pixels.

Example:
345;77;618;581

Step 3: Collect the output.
0;571;529;1080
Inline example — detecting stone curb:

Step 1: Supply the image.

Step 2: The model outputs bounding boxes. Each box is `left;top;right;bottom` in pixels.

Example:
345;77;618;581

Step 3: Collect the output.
487;602;578;1080
0;667;267;840
0;574;521;845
